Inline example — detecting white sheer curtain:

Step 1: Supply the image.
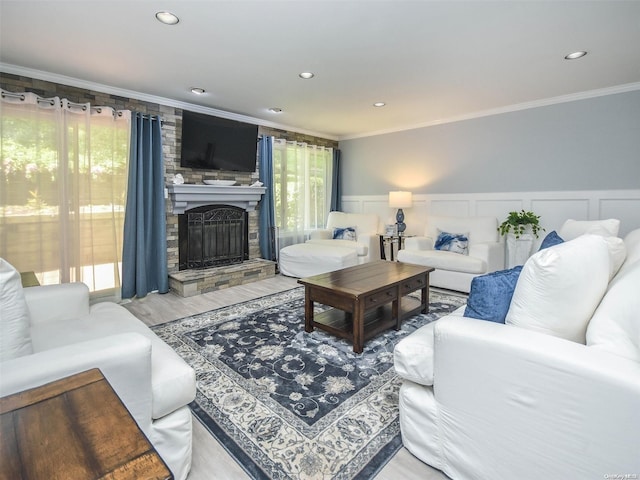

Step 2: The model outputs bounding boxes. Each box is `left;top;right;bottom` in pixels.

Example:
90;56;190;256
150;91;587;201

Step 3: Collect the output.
272;139;333;249
0;89;130;300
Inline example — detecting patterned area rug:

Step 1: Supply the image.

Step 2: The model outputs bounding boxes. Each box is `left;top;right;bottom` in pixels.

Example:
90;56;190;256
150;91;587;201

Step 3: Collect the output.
152;287;466;480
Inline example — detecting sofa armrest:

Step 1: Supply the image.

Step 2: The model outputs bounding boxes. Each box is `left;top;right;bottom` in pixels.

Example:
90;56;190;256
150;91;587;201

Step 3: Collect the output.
309;229;332;240
404;236;434;251
24;283;90;325
394;306;466;386
468;241;505;272
431;316;640;475
0;333;153;435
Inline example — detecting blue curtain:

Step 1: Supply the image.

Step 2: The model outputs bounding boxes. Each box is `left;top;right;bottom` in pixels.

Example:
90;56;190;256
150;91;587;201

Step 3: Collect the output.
121;113;168;299
258;136;276;261
331;148;342;211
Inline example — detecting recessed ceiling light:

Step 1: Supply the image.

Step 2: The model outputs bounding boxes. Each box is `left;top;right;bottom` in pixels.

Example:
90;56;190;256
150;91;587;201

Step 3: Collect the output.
299;72;315;79
190;87;205;95
373;102;386;107
564;51;587;60
156;11;179;25
268;107;283;113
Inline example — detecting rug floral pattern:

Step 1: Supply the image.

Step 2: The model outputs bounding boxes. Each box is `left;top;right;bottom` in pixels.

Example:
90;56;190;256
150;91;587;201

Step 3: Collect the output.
152;288;466;479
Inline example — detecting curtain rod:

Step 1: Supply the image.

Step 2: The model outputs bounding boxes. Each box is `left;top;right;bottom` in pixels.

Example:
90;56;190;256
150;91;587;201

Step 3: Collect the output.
1;89;55;106
1;89;162;123
133;112;163;124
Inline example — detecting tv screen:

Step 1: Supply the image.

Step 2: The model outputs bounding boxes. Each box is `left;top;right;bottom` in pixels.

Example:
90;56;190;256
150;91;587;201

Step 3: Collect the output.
180;111;258;172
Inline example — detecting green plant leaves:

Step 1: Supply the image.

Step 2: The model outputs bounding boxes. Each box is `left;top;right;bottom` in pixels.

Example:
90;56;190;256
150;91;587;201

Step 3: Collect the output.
498;209;544;239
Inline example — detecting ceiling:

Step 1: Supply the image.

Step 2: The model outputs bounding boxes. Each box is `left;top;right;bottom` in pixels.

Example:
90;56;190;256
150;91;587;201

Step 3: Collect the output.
1;1;639;140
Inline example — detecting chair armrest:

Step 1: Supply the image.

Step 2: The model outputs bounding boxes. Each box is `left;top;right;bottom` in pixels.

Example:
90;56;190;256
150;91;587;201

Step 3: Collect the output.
357;233;379;260
309;229;332;240
432;316;640;474
0;333;153;435
24;283;90;325
404;236;434;251
468;241;505;271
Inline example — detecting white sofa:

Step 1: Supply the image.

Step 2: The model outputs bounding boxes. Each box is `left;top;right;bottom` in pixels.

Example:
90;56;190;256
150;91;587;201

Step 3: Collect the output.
397;215;504;292
393;227;640;479
0;261;196;480
279;211;380;277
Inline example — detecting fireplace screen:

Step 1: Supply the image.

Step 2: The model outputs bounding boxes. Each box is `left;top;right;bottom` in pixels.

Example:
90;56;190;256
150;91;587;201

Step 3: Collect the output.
179;205;249;269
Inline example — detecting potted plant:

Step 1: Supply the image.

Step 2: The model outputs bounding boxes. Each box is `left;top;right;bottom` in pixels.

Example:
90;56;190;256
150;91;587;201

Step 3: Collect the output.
499;210;545;267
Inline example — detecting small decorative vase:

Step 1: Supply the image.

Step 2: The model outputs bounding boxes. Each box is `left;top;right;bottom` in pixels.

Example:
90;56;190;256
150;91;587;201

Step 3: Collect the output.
506;232;535;268
396;209;406;233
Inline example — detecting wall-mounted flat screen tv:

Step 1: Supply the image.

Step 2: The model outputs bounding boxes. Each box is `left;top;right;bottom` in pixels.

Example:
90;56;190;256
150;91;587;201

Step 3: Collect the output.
180;111;258;172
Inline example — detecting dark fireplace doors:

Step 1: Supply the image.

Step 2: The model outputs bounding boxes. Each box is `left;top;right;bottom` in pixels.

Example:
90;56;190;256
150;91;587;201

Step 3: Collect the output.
178;205;249;270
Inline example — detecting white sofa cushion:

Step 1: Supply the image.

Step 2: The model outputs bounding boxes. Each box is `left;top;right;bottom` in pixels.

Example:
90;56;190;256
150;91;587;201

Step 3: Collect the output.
326;211;379;236
505;234;610;344
29;302;196;420
559;218;620;240
306;238;368;256
586;260;640;362
398;249;486;274
623;229;640;264
0;258;33;360
604;236;626;280
426;215;498;244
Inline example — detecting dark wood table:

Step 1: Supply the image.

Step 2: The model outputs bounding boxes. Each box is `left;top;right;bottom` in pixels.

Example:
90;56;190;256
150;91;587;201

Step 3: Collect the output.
298;261;435;353
0;369;172;480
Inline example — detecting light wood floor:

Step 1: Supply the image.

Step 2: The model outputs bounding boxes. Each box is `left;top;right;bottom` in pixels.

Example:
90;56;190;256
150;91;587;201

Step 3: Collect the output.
123;274;450;480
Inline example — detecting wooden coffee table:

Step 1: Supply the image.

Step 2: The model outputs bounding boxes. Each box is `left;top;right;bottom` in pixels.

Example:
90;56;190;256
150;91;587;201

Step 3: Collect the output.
298;260;435;353
0;369;172;480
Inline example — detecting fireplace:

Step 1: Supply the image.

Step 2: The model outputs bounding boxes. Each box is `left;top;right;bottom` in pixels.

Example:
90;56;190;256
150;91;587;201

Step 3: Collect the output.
167;184;273;296
178;205;249;270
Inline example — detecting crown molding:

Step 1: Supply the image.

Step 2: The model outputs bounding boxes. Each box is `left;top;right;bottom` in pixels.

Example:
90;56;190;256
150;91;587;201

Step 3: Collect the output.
338;82;640;141
3;62;638;144
0;63;339;141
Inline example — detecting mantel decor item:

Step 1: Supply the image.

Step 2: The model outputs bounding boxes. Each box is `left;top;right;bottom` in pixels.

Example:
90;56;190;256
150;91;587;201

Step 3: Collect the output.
499;210;545;267
389;191;413;234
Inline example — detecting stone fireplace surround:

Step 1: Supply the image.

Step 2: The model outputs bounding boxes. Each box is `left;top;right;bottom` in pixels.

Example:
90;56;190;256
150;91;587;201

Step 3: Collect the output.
166;183;275;297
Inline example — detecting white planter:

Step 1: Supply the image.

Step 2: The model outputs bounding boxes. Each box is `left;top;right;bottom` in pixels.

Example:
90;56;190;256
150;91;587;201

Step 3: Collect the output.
506;233;535;268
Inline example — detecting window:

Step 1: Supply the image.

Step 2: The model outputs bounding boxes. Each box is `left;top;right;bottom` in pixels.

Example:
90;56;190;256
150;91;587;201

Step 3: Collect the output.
0;91;130;299
272;140;333;248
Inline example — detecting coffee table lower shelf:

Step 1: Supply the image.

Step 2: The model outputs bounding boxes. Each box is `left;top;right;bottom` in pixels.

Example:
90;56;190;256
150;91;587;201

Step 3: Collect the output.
311;295;424;347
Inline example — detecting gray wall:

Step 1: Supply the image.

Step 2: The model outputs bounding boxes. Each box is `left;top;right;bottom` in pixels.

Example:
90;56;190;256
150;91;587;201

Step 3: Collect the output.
339;90;640;195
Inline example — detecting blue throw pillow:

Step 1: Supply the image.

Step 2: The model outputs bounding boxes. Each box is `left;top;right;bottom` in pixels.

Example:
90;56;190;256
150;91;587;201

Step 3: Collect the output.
333;227;356;241
539;230;564;251
434;231;469;255
464;266;523;323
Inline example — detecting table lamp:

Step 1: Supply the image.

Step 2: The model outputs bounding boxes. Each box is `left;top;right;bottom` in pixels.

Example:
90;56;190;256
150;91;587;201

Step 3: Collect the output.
389;191;412;234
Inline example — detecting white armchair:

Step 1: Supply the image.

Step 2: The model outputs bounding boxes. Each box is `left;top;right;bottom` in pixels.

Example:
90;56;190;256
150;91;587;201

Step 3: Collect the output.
305;211;381;263
278;211;381;278
397;215;504;292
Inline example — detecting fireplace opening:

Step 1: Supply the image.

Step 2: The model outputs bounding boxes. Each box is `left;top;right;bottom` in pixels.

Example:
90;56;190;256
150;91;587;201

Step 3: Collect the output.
178;205;249;270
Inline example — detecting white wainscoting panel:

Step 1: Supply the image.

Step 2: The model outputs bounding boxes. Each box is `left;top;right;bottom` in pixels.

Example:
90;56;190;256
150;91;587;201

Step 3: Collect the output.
341;190;640;238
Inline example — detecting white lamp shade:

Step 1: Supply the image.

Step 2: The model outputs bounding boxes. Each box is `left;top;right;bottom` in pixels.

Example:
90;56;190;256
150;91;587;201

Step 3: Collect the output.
389;191;413;208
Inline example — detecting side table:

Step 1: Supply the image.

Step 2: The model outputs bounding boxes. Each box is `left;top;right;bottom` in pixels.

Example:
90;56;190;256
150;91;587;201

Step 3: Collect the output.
379;234;412;261
0;369;173;480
